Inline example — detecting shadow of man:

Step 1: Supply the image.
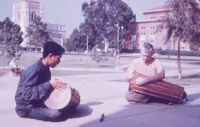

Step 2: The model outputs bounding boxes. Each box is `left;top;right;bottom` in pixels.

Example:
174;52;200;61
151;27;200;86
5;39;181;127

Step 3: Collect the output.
56;101;103;122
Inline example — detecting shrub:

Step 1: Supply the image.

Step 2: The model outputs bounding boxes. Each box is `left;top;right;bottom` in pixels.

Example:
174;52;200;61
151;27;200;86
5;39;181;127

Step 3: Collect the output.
156;49;200;56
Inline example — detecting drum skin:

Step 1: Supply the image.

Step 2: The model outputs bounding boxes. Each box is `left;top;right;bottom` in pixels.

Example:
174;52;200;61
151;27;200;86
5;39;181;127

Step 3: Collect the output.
44;86;80;110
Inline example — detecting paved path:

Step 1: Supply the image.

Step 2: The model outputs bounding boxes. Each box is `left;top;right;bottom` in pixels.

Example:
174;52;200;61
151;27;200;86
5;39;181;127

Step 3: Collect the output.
0;68;200;127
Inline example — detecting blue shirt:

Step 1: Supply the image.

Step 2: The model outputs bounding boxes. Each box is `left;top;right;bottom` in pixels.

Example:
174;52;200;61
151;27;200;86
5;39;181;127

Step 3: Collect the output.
15;59;53;109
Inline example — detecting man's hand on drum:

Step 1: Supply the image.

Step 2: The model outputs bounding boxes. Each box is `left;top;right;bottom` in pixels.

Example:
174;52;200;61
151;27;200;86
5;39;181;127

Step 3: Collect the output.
50;78;67;89
135;78;148;86
128;77;148;86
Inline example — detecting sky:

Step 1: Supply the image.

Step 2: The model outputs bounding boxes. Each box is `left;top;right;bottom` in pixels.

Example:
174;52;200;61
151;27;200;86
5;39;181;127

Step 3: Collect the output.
0;0;167;38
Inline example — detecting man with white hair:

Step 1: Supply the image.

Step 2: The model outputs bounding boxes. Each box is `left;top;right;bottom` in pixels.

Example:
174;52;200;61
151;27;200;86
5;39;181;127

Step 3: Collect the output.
125;42;165;103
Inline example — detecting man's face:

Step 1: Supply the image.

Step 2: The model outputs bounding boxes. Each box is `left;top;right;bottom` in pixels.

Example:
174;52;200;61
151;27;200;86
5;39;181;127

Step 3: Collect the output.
49;55;62;68
141;51;153;64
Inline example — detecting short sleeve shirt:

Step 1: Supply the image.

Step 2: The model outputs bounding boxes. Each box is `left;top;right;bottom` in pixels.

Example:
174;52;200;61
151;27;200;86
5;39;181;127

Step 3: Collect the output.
127;57;164;79
9;60;17;68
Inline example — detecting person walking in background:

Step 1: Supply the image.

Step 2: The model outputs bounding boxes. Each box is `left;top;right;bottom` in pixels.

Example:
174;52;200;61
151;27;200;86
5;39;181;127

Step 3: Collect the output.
9;57;22;76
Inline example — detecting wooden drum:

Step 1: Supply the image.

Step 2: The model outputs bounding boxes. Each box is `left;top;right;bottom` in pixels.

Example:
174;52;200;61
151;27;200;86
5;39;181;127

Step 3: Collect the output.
129;72;184;103
44;86;80;110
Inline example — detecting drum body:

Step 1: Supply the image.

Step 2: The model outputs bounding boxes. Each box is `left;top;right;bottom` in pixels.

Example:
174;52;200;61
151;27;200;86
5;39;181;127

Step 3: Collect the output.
129;72;184;103
44;86;80;110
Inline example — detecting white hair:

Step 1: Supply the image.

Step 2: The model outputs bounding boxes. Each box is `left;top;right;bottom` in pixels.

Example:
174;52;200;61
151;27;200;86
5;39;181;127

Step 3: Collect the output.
141;43;154;54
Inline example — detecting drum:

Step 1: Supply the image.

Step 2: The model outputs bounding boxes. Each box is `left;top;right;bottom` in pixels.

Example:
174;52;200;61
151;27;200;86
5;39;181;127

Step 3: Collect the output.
129;72;184;103
44;86;80;110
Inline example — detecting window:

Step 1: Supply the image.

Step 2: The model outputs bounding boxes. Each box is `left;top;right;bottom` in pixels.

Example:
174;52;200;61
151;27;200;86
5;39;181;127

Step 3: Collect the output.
180;41;185;50
160;16;164;20
141;27;145;35
17;13;21;22
150;27;156;35
150;16;156;20
133;28;136;35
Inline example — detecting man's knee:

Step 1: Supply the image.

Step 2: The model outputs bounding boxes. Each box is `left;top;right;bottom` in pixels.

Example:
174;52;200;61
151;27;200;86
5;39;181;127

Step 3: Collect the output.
48;110;62;121
15;108;29;118
125;92;150;103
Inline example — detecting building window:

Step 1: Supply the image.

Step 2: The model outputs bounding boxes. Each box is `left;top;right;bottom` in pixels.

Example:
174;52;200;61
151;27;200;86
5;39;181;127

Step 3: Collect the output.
169;40;173;49
17;13;21;22
141;27;145;35
30;11;35;22
150;16;156;20
133;28;136;35
180;41;185;50
160;16;164;20
150;27;156;35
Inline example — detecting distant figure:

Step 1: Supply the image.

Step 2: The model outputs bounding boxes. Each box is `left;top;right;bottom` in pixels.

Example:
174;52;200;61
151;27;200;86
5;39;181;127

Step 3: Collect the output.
9;57;22;76
14;41;72;121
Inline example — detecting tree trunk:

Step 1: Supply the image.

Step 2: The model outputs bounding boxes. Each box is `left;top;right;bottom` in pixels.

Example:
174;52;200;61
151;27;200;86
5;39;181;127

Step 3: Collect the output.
177;38;182;79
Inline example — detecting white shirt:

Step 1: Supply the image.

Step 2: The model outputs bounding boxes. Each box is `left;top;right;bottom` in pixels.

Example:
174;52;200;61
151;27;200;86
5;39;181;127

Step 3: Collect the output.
127;57;164;80
9;60;17;68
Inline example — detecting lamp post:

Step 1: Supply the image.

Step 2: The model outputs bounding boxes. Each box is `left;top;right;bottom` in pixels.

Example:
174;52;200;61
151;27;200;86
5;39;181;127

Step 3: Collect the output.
116;24;123;65
86;35;88;53
116;26;120;65
84;33;89;54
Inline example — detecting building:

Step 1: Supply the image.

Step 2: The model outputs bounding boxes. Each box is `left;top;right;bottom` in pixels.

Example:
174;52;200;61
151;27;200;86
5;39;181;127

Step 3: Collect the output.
47;23;66;47
12;0;66;48
121;25;137;50
12;0;43;47
135;4;191;51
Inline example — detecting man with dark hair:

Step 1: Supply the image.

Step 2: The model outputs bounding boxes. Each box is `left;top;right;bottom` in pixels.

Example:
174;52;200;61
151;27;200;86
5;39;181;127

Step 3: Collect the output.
15;41;68;121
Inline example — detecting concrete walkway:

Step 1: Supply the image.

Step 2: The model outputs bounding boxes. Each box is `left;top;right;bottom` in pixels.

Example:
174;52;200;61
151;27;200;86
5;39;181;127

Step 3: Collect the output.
0;66;200;127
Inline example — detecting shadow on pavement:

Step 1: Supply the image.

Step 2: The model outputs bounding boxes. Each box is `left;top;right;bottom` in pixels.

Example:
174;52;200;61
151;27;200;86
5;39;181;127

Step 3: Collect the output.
80;102;200;127
187;93;200;101
70;101;103;119
55;104;93;122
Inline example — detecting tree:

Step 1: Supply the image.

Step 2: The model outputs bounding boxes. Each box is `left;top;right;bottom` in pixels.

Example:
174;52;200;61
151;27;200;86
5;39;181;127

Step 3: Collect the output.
66;29;87;51
26;13;52;48
80;0;136;51
162;0;200;79
0;17;23;58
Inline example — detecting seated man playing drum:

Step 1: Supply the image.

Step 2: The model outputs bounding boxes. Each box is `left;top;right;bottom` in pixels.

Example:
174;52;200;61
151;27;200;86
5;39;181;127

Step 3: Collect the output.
15;41;69;121
125;42;165;103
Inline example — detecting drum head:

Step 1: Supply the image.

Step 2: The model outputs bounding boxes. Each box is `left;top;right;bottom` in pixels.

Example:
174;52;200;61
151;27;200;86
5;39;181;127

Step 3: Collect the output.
44;87;72;109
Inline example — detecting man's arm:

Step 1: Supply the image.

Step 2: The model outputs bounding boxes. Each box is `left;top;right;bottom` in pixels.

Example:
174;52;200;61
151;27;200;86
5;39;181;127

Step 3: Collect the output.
135;59;165;86
21;71;53;101
136;70;165;86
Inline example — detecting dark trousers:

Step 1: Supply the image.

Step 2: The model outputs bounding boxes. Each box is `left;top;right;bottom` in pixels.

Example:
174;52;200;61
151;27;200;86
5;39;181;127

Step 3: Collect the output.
15;106;68;121
125;91;169;104
125;91;151;103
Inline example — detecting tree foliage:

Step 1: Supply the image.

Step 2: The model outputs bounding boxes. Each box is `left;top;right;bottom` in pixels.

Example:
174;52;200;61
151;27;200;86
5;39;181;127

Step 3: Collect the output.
67;0;136;51
164;0;200;50
26;13;52;47
82;0;135;49
162;0;200;79
66;29;87;51
0;17;23;58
